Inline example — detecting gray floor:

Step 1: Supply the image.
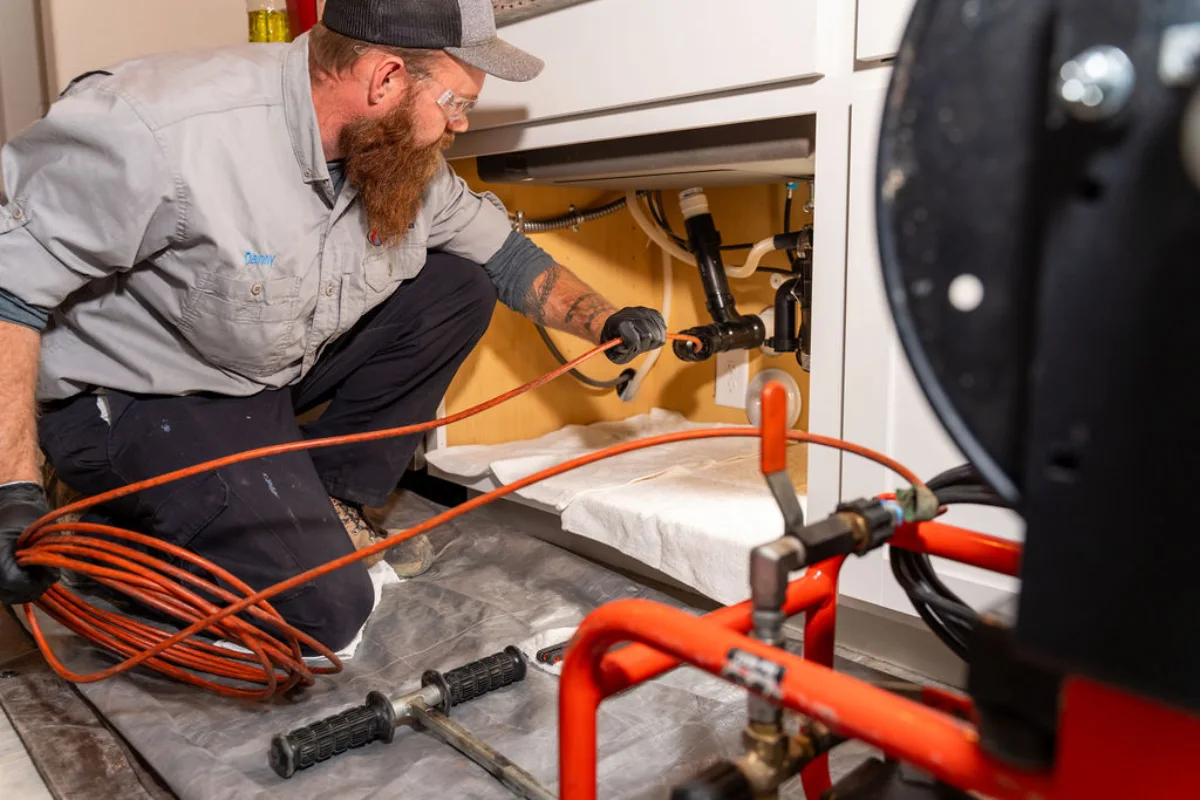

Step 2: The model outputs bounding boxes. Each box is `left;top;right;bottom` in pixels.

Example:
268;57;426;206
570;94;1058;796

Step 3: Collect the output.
5;492;890;799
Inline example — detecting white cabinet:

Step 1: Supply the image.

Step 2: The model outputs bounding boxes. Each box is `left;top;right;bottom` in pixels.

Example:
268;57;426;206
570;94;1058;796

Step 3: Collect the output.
452;0;822;157
474;0;819;127
838;82;1022;616
855;0;916;63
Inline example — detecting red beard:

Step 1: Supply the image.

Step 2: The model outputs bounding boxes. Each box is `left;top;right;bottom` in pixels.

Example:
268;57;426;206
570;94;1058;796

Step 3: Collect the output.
339;95;455;245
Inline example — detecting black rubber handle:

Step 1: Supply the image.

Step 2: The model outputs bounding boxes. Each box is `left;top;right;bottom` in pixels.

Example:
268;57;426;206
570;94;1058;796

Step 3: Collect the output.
422;646;527;713
269;690;396;779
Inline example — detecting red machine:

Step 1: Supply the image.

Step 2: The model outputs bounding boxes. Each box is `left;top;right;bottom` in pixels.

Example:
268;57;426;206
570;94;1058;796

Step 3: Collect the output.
558;382;1200;798
558;0;1200;796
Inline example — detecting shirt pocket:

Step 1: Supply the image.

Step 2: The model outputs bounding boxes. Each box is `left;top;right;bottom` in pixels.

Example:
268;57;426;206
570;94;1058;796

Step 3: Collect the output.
363;245;426;294
362;211;430;294
179;272;300;379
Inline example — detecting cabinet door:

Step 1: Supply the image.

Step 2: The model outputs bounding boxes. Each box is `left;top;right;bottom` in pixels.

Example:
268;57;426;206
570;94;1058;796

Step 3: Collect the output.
855;0;916;63
469;0;821;132
840;83;1022;617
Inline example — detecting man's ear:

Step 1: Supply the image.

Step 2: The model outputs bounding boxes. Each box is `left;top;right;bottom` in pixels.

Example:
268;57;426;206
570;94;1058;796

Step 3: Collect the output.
368;55;408;107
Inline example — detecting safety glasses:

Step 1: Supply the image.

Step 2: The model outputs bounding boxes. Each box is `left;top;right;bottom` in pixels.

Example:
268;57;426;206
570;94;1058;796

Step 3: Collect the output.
427;79;477;123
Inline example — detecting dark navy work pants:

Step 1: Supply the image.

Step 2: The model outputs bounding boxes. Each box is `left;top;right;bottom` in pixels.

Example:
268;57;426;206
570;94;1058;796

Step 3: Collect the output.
38;253;497;650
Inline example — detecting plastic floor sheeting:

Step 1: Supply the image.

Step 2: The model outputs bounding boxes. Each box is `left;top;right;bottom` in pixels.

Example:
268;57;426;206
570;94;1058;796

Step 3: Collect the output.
22;492;883;799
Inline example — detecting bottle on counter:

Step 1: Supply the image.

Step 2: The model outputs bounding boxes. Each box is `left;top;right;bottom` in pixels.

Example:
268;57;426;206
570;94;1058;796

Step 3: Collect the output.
247;0;292;43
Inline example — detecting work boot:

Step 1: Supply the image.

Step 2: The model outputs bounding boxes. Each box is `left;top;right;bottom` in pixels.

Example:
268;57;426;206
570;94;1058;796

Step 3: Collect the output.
42;463;84;524
329;497;436;578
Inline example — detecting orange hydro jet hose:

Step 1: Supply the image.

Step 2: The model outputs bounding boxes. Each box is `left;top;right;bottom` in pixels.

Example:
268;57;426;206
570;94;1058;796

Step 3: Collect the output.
15;335;923;699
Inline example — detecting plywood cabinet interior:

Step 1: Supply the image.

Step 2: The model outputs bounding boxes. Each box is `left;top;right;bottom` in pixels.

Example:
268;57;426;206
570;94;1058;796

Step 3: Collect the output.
444;159;813;451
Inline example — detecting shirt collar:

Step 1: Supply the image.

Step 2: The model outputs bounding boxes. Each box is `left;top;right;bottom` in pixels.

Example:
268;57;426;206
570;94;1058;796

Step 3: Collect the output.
282;33;329;188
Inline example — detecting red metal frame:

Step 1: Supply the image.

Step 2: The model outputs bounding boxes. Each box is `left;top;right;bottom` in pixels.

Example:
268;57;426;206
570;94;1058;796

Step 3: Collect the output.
558;380;1200;797
558;525;1200;798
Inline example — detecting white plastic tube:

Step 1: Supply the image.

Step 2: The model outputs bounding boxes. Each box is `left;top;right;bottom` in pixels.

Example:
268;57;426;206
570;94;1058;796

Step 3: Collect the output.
624;192;779;279
625;191;694;265
620;244;673;402
725;236;779;279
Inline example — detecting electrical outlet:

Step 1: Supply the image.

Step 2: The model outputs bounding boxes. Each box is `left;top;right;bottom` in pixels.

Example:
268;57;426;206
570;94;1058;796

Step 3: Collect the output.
714;349;751;409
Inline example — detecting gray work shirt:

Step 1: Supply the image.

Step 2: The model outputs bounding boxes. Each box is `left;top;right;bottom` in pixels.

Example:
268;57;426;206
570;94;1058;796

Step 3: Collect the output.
0;34;542;401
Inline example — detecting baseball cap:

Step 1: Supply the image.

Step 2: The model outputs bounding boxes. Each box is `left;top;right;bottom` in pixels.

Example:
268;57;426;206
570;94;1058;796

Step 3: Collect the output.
322;0;545;82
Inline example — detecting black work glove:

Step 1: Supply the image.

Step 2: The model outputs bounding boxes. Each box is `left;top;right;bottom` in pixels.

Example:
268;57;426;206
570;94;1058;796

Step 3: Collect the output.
601;307;667;364
0;482;56;606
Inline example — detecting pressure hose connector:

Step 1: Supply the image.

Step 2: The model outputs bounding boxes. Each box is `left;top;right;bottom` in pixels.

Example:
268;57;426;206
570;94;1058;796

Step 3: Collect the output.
673;188;765;362
674;318;767;362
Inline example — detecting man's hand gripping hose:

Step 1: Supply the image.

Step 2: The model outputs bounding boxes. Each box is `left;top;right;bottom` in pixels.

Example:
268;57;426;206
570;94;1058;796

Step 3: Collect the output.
11;334;923;700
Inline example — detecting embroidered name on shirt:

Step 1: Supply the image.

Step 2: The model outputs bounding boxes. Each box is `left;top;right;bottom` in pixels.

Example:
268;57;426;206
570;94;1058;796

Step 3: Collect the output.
245;251;277;267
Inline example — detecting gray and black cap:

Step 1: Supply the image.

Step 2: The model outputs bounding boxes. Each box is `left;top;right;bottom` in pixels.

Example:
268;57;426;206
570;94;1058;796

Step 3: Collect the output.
322;0;545;82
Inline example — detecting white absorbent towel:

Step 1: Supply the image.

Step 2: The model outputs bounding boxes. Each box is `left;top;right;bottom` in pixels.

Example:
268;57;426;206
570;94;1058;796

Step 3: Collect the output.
560;445;809;605
427;409;757;510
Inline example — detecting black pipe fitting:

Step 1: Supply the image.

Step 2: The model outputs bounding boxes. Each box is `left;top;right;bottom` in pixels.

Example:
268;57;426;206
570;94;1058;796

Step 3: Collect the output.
673;317;766;362
767;278;802;353
771;231;806;254
682;200;741;325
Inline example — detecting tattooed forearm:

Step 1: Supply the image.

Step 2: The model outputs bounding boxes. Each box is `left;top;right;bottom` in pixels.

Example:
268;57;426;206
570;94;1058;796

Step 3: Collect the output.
562;294;591;324
523;263;616;343
522;264;562;325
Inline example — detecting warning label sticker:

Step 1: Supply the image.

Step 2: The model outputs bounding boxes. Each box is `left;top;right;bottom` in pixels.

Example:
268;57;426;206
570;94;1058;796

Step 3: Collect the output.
720;648;786;700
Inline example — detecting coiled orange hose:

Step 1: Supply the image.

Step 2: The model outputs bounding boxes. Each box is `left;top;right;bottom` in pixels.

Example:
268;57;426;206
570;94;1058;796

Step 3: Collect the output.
15;335;922;700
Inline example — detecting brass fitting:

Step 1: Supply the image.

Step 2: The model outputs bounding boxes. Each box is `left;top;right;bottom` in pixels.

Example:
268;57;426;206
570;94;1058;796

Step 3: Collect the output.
735;721;818;799
836;509;873;552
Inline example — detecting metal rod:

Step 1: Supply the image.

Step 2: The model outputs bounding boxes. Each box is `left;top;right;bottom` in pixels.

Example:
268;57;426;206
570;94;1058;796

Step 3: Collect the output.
409;700;557;800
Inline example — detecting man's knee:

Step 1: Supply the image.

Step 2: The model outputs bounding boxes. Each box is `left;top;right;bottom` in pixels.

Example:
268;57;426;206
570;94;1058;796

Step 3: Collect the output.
428;252;498;327
286;564;375;652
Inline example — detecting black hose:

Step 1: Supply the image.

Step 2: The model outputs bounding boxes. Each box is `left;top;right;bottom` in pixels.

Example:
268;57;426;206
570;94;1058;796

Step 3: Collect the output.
890;553;971;659
649;191;688;247
889;463;1011;660
535;325;632;391
933;486;1009;508
926;464;987;491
